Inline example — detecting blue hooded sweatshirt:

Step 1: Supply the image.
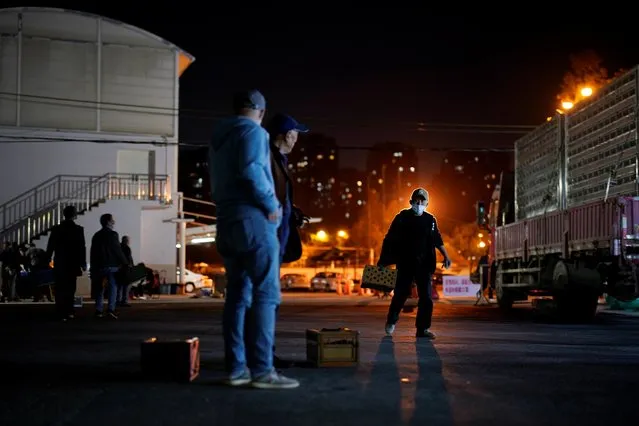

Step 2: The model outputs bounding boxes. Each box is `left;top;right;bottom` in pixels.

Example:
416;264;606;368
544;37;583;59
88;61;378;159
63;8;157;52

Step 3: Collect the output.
209;116;281;224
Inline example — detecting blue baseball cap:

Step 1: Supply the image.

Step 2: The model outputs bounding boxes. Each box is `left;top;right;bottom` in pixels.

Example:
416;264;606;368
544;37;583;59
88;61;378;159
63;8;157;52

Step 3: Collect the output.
267;113;309;135
233;89;266;111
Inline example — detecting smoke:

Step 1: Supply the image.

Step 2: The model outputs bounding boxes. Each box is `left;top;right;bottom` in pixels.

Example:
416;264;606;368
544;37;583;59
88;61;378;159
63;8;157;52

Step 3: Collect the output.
557;50;610;106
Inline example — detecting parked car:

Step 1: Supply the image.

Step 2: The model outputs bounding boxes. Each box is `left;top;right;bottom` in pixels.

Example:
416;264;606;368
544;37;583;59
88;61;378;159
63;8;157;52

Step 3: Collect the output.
178;268;214;293
280;273;311;290
310;272;354;292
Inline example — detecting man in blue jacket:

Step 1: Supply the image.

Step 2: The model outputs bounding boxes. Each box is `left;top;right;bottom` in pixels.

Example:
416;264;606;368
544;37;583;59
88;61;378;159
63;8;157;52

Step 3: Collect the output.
209;90;299;390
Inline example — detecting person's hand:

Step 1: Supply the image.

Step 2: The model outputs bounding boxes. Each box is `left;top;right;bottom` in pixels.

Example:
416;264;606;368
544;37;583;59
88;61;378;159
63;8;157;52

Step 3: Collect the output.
442;258;452;269
268;208;281;223
300;213;311;228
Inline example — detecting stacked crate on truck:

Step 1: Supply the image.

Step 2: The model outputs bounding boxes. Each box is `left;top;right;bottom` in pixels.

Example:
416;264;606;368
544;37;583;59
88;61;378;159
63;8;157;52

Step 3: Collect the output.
483;66;639;320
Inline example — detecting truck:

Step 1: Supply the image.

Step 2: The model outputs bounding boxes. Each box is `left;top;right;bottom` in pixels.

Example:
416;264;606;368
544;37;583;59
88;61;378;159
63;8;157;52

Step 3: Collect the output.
476;66;639;320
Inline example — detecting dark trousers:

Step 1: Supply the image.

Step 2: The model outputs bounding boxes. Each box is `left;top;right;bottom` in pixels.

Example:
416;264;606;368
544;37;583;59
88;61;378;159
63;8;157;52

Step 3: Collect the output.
54;270;77;318
386;265;433;331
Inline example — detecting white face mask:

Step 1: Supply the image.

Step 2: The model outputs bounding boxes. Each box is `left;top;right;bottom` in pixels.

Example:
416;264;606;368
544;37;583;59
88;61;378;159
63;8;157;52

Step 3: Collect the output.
411;203;425;215
278;140;294;154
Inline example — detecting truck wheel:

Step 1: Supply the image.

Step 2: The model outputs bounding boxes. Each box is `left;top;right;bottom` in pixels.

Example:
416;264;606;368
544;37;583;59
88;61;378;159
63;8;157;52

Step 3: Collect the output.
556;291;599;322
495;264;513;310
496;286;514;310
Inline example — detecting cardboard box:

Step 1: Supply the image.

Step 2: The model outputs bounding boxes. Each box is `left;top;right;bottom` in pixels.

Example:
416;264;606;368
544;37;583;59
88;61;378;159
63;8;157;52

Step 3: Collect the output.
140;337;200;382
306;328;359;367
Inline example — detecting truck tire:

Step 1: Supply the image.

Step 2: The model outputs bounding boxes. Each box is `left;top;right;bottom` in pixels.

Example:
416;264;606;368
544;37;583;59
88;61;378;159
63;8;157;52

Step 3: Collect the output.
552;261;600;321
555;290;599;322
495;264;514;311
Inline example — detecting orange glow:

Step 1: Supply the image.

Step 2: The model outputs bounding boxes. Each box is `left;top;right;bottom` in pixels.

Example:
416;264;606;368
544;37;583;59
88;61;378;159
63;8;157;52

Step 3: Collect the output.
555;51;608;113
581;87;593;97
178;52;194;77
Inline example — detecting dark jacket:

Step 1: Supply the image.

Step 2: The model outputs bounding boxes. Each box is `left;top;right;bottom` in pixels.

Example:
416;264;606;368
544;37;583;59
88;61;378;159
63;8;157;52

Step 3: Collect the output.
46;219;86;276
121;243;134;267
378;209;444;274
90;227;128;271
270;149;307;263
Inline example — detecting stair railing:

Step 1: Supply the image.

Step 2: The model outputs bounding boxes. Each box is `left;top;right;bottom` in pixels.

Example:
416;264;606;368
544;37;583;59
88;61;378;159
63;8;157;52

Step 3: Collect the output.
0;174;171;245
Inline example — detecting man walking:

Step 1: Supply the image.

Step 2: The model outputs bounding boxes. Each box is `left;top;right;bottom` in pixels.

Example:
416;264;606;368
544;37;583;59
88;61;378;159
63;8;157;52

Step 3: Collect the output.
209;90;299;389
378;188;452;338
46;205;86;321
90;213;128;319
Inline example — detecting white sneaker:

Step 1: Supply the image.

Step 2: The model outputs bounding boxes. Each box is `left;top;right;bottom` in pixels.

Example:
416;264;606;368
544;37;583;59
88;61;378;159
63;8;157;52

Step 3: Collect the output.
416;329;436;339
385;323;395;336
252;371;300;389
226;370;251;387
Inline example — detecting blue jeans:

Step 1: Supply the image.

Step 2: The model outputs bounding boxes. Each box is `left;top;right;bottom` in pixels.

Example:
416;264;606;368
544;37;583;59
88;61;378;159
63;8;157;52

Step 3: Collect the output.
93;267;119;313
117;284;131;304
217;215;280;378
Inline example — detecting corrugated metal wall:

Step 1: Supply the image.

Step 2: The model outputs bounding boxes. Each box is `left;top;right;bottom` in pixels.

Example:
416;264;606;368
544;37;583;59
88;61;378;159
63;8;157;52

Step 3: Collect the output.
0;9;179;138
566;68;639;207
513;66;639;221
514;116;563;220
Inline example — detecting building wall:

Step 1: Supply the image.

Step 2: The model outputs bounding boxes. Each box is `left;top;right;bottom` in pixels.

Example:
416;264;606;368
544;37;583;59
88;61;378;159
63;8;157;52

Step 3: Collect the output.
0;8;183;137
0;139;176;205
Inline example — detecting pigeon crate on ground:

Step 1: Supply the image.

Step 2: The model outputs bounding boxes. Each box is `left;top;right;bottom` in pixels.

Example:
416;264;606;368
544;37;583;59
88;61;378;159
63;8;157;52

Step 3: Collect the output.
306;328;359;367
140;337;200;382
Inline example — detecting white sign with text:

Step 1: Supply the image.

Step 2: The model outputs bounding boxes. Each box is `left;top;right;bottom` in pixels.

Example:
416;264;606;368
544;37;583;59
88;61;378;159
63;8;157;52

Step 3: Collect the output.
442;275;481;297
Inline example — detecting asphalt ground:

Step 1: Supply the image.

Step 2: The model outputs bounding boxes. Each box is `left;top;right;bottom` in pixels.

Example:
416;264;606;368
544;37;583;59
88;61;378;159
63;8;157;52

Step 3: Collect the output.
1;294;638;426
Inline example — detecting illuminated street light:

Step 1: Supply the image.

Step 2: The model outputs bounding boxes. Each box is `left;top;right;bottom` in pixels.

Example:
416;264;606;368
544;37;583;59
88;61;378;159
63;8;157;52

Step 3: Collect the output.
316;230;328;242
478;241;486;248
561;101;574;110
478;233;483;238
337;230;349;239
356;180;362;187
581;87;593;97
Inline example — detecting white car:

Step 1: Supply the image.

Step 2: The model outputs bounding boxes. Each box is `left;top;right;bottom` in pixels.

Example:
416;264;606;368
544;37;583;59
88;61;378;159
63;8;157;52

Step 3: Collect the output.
178;268;214;293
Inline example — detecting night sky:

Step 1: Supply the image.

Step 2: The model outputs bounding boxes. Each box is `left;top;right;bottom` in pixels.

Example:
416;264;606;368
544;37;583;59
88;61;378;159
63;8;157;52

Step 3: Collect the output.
24;4;639;174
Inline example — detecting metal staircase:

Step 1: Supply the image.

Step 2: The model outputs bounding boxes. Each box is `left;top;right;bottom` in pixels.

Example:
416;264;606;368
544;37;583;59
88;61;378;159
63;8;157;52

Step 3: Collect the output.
0;173;171;245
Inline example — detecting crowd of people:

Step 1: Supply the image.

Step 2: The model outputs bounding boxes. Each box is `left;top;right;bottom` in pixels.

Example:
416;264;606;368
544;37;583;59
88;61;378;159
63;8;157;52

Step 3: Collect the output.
0;207;159;320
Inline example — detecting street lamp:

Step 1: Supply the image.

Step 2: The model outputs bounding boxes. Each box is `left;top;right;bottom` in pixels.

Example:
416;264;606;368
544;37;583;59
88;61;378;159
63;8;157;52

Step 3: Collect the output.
581;87;593;97
561;101;574;110
316;230;328;242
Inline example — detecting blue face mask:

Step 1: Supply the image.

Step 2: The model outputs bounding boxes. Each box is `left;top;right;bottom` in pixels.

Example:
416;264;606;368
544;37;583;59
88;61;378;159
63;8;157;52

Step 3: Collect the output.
411;203;425;215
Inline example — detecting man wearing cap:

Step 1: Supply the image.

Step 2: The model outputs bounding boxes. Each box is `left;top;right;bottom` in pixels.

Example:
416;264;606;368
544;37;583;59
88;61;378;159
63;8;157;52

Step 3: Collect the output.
209;90;299;389
377;187;452;339
265;113;310;264
259;113;310;368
